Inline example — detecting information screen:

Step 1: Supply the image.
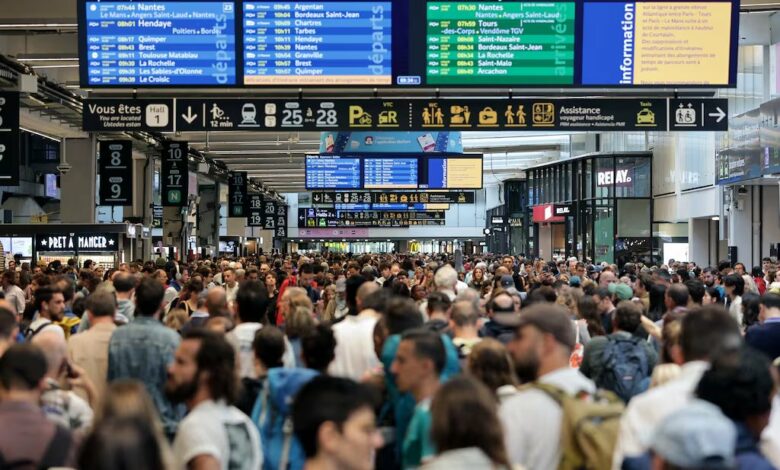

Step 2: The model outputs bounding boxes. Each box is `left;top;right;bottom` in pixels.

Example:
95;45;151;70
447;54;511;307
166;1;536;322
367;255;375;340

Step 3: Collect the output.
305;156;361;189
426;2;576;85
424;157;483;189
243;1;392;85
364;158;418;189
82;1;237;86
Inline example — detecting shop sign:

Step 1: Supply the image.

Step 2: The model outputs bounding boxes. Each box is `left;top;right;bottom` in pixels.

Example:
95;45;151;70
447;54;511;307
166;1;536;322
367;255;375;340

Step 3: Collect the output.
553;204;573;217
491;216;506;225
532;204;565;223
596;168;634;187
36;233;119;252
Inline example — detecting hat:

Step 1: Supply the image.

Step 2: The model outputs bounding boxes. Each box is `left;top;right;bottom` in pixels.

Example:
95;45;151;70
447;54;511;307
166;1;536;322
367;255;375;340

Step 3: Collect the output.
500;275;514;289
569;276;582;287
608;282;634;301
588;265;602;274
650;399;736;469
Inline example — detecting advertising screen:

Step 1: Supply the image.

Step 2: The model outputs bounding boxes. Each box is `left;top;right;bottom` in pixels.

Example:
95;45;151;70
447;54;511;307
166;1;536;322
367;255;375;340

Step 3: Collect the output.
81;1;237;86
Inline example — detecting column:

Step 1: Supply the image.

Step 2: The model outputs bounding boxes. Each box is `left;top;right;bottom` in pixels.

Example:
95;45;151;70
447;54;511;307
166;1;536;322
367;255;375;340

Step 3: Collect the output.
60;138;96;224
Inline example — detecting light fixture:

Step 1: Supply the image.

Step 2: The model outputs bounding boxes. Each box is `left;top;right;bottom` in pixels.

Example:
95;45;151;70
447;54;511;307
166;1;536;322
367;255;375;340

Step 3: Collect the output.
711;216;720;221
31;64;79;69
20;127;59;142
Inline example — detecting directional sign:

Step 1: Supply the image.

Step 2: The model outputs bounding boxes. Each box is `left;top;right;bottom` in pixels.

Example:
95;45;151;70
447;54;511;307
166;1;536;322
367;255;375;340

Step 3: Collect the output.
0;92;19;186
161;142;188;207
313;191;474;205
83;99;174;132
227;171;248;218
668;99;729;132
98;140;133;206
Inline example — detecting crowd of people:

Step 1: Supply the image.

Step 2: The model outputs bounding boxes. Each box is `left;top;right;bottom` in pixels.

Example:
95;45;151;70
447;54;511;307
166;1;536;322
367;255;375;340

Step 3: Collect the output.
0;252;779;469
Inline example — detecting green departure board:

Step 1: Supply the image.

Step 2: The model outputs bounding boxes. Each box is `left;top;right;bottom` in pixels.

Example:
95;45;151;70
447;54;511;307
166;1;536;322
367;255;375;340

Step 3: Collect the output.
426;2;576;85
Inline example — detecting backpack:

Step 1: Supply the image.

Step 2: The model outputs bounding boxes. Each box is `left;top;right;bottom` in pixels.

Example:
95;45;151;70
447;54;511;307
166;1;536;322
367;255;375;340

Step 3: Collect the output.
24;321;53;341
251;368;318;470
597;336;651;403
529;383;624;470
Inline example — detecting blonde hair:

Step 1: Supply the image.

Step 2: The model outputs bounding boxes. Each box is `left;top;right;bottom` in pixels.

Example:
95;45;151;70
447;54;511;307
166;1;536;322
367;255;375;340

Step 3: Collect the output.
164;308;188;332
285;305;315;338
555;289;580;315
650;363;681;388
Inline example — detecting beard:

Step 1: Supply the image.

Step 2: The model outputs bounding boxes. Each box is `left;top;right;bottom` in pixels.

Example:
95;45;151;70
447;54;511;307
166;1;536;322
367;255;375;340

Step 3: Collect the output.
165;376;198;404
513;351;540;384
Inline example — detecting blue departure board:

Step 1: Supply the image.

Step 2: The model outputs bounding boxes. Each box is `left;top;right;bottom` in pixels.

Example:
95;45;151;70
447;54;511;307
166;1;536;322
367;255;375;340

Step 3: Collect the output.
305;156;361;189
242;1;392;86
364;158;417;189
83;1;236;86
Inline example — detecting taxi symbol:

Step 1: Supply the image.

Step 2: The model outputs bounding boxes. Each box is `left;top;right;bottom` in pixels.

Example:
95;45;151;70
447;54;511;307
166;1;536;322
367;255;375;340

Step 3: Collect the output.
379;110;398;126
532;103;555;126
349;106;372;127
478;107;498;126
637;108;656;126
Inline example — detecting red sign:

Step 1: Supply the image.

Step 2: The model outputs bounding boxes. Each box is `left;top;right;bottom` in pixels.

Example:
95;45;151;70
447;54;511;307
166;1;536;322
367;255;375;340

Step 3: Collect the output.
532;204;565;223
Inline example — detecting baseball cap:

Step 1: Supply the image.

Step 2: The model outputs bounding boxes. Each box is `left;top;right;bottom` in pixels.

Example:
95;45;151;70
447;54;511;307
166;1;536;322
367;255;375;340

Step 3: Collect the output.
608;282;634;301
650;399;736;469
500;275;514;288
569;275;582;287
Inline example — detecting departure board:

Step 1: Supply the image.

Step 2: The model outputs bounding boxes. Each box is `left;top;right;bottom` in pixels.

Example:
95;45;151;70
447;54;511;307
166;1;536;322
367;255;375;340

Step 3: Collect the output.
364;158;418;189
83;1;237;86
242;1;392;85
426;2;576;85
305;156;361;189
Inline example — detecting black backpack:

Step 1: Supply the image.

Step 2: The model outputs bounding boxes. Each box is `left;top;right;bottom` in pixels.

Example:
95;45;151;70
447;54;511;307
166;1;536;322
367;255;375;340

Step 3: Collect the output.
596;336;651;403
0;424;71;469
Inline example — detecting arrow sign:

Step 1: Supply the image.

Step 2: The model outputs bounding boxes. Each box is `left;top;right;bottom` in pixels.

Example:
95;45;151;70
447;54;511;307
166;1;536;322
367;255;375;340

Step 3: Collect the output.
182;106;198;124
708;107;726;123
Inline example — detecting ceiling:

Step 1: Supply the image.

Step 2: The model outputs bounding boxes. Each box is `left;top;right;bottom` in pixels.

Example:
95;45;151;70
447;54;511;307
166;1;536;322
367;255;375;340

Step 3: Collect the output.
0;0;775;192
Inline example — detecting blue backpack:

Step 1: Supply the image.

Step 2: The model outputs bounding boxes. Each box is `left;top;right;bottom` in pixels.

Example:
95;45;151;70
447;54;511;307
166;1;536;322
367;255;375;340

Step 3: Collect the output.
597;336;651;403
251;368;319;470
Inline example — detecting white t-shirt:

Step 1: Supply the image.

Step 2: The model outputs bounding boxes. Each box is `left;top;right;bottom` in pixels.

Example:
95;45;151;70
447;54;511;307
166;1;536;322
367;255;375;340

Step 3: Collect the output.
227;323;262;379
173;399;262;470
27;318;65;339
328;311;380;381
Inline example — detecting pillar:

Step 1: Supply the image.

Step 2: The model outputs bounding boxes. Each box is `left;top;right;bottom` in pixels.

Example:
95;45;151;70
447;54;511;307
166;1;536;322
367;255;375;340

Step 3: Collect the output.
60;138;96;224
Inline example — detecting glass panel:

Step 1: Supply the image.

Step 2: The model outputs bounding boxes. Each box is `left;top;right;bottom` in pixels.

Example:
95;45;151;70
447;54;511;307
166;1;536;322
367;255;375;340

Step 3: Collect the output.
614;156;651;197
594;202;614;264
595;157;613;198
617;199;651;237
615;238;652;266
585;159;593;199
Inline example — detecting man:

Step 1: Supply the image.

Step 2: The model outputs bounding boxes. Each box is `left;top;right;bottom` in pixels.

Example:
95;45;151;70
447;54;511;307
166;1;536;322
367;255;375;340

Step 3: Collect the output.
480;291;519;345
633;273;652;311
292;376;383;470
500;304;596;470
246;267;260;282
665;283;691;316
167;329;262;470
684;279;705;306
599;270;618;288
745;293;780;360
384;263;401;288
26;286;66;339
108;277;183;439
612;305;742;469
377;262;392;287
223;268;239;305
735;262;747;276
0;344;73;467
67;291;117;403
0;306;17;356
206;286;229;317
226;280;270;379
391;328;446;469
579;301;657;401
424;291;452;334
329;281;381;381
32;331;94;434
1;271;24;315
450;300;482;357
113;271;137;322
594;287;617;335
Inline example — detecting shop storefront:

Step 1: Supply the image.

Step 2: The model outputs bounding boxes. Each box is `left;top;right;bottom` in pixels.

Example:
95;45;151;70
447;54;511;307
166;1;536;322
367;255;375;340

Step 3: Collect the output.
527;152;653;265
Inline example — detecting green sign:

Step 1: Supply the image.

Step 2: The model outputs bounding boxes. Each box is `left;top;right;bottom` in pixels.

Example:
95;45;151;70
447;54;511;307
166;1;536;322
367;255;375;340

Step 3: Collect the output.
426;2;575;85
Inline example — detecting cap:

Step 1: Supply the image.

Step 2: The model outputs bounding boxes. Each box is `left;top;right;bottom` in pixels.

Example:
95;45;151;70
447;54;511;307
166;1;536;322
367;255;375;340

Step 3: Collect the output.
588;265;602;274
608;282;634;301
500;275;514;288
569;276;582;287
650;399;736;469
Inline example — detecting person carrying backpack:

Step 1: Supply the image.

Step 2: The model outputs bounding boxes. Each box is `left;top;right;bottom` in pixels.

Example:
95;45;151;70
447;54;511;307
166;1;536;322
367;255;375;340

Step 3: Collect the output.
500;304;625;470
580;301;658;403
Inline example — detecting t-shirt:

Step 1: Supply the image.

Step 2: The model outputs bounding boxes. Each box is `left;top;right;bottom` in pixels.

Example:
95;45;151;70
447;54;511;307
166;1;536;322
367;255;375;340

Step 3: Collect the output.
226;323;263;379
173;399;262;470
328;312;380;381
402;398;435;470
26;318;65;340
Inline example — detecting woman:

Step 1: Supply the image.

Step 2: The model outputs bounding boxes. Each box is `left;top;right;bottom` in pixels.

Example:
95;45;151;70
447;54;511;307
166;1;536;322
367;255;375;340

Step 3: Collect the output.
413;266;426;286
577;294;605;338
741;292;761;331
78;418;169;470
753;266;767;295
647;283;668;322
265;271;279;325
703;286;724;305
468;267;488;293
285;304;316;367
422;376;513;470
467;339;518;400
724;274;745;326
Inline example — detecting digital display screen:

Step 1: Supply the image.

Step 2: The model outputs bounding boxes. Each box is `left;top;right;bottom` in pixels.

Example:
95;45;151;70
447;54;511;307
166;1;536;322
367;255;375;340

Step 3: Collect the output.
426;2;575;85
243;1;392;85
82;1;236;86
581;2;733;85
305;154;482;190
79;0;738;88
305;155;361;189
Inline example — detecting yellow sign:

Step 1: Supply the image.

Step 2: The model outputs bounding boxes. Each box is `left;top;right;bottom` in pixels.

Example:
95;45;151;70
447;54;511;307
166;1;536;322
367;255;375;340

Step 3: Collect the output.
349;105;372;127
505;104;527;127
478;107;498;126
636;108;656;126
378;110;398;127
422;103;445;127
449;105;472;127
532;103;555;127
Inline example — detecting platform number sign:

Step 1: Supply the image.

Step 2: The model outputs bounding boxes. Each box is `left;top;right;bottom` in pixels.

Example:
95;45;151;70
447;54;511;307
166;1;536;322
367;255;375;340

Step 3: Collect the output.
162;141;188;207
262;200;277;229
248;194;264;227
228;172;248;217
0;92;19;186
99;140;133;206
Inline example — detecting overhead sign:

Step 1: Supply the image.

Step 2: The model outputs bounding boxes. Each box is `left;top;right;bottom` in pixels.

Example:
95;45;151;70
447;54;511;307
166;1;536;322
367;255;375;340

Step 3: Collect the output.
274;225;288;239
0;92;19;186
313;190;475;205
36;233;119;252
161;142;188;206
668;99;729;132
298;208;446;228
262;199;278;230
490;216;506;225
83;99;174;132
80;1;237;86
85;98;728;132
275;204;288;236
227;171;247;217
98;140;133;206
152;204;163;228
320;131;463;154
248;194;264;227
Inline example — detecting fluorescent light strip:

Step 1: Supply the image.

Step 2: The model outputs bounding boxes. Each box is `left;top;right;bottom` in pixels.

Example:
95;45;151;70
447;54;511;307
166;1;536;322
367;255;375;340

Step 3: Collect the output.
20;127;60;142
32;64;79;69
18;57;78;62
